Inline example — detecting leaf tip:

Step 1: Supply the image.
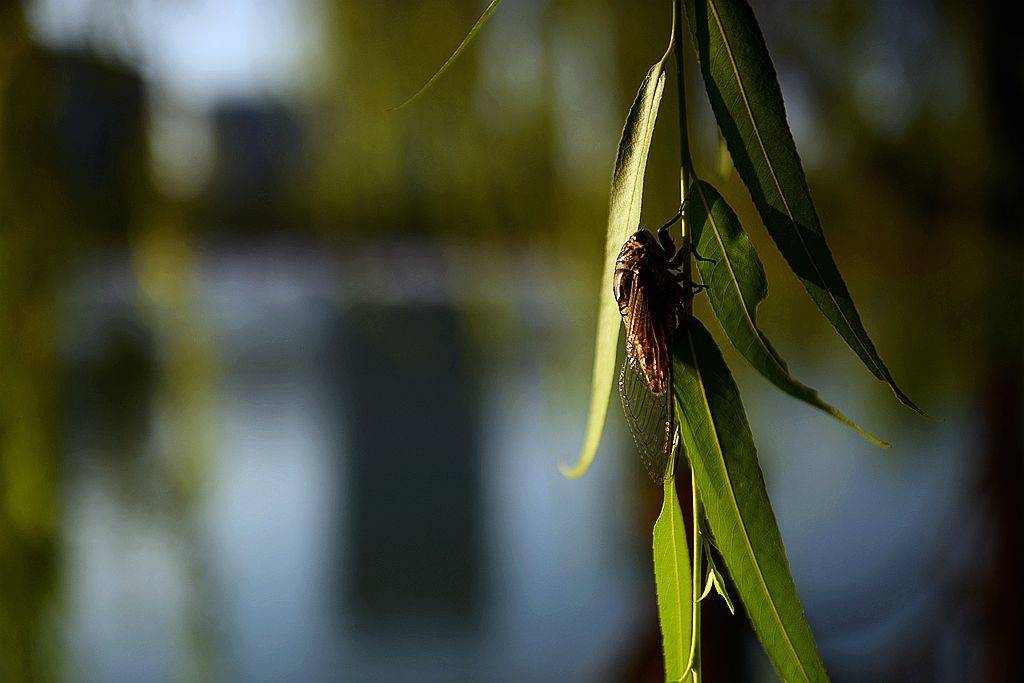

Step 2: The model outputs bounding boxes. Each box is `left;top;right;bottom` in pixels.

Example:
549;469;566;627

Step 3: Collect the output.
857;428;892;449
559;458;592;480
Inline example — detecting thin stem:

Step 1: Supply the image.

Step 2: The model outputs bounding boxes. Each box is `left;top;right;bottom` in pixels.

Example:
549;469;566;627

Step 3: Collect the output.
673;0;695;186
688;466;703;681
671;3;704;678
673;0;695;313
675;1;702;677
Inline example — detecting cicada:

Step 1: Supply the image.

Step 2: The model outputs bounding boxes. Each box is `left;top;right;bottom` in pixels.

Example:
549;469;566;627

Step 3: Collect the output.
614;211;704;481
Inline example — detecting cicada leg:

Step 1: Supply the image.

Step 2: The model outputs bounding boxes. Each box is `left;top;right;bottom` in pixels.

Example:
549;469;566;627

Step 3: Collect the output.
655;210;682;256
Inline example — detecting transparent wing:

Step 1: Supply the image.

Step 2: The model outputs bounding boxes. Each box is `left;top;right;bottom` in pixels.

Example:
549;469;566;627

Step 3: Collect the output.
618;353;674;482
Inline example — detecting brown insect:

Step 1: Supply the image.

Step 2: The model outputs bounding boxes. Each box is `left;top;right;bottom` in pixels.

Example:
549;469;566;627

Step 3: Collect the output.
614;210;707;481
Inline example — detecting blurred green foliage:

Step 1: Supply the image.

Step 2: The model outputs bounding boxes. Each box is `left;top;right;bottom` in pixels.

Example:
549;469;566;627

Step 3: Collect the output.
2;10;65;679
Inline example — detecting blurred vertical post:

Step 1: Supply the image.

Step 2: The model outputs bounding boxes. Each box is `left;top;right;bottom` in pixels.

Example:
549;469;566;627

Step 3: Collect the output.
972;2;1024;679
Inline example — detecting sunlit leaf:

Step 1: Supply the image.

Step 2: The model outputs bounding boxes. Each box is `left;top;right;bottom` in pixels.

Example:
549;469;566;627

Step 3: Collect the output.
687;179;889;447
716;132;733;181
562;38;673;477
653;475;693;683
387;0;504;112
698;570;716;602
683;0;922;413
673;320;828;682
696;552;734;615
707;551;736;614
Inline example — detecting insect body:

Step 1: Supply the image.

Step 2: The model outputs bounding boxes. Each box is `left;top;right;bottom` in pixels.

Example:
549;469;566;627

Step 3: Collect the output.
614;213;704;481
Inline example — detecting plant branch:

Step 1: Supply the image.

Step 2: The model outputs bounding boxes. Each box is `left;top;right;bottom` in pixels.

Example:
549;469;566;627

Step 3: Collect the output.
687;467;703;681
673;0;695;312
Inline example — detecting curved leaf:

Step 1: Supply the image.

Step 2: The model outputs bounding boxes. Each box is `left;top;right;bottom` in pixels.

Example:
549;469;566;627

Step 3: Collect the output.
653;476;693;682
387;0;504;112
683;0;922;413
698;551;735;615
562;40;672;477
673;320;828;682
688;179;890;447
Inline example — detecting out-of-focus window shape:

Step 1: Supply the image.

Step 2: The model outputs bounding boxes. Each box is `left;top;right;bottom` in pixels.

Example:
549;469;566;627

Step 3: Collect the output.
207;101;307;230
53;54;145;233
337;302;483;629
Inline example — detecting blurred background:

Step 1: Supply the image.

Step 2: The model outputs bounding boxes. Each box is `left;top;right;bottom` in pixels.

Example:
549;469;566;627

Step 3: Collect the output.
0;0;1020;681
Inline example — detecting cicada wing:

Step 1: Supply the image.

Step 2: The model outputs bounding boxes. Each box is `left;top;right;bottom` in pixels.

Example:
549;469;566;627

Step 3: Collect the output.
618;353;674;483
621;265;671;395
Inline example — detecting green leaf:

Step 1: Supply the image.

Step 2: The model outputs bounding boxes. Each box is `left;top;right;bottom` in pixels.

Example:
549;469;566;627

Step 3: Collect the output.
687;179;890;448
696;548;734;615
653;476;693;683
716;132;733;181
683;0;921;413
698;570;716;602
387;0;504;112
562;39;673;478
707;551;736;615
673;320;828;682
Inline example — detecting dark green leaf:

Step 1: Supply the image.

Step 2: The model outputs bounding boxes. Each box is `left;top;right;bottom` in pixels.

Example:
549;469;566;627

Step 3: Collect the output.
673;320;828;682
688;179;889;447
653;476;693;682
387;0;504;112
563;39;672;477
683;0;921;413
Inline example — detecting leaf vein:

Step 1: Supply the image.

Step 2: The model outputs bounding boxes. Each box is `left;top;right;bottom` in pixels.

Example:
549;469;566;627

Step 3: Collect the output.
684;325;811;682
667;485;687;674
703;0;883;378
693;181;788;380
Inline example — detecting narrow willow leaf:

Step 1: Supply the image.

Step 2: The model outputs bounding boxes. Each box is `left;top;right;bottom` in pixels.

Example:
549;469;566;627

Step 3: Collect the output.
707;552;736;614
653;476;693;683
562;42;672;477
698;571;716;602
387;0;503;112
697;531;735;615
673;320;828;682
683;0;922;413
687;179;890;448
